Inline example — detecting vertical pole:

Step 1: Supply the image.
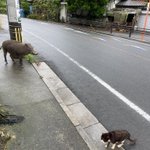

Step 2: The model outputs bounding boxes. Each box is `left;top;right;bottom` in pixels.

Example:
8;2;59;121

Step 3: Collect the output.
60;1;67;22
141;2;150;41
110;23;113;34
129;27;132;38
6;0;22;42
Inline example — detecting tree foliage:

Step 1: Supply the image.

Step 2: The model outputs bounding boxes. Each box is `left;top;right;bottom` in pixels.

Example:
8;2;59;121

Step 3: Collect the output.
20;0;30;17
0;0;6;14
29;0;60;21
0;0;109;20
67;0;108;19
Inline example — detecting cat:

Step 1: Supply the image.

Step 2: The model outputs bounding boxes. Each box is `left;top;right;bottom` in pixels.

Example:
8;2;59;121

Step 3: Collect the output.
101;130;136;149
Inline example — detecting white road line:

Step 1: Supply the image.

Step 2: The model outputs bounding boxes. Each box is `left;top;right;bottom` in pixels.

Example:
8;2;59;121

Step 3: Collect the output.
64;27;75;31
98;38;106;42
40;22;46;24
130;45;146;51
24;30;150;123
112;37;122;42
74;30;88;35
111;35;150;47
65;28;88;35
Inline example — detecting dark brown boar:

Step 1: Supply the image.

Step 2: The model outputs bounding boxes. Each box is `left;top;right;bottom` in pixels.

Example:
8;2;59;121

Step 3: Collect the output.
1;40;38;65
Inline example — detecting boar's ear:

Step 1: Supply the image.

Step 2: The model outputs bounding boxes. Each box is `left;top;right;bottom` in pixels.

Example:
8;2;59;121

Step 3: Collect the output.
25;43;33;49
25;43;29;47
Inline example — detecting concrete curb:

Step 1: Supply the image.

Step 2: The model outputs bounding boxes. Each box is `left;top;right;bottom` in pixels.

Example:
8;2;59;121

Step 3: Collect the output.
33;62;124;150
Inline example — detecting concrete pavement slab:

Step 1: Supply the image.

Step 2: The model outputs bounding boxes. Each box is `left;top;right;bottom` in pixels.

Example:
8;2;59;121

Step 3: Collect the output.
57;87;80;106
33;62;125;150
68;103;98;128
0;47;89;149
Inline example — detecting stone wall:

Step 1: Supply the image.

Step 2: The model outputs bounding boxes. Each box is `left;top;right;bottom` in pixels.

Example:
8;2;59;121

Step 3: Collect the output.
68;17;108;28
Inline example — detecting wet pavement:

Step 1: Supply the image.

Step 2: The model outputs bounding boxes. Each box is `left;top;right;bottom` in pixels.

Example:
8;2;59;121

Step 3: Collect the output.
0;19;150;149
0;31;89;150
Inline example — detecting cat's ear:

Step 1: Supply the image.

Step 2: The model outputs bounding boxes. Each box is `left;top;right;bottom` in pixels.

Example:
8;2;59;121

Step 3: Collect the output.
102;133;106;136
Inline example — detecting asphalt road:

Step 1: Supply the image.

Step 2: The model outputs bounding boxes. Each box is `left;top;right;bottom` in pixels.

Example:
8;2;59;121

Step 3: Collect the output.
1;16;150;149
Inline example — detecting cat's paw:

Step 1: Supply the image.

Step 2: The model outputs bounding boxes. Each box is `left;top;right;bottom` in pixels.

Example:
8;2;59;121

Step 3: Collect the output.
117;144;123;148
105;144;108;148
111;144;116;149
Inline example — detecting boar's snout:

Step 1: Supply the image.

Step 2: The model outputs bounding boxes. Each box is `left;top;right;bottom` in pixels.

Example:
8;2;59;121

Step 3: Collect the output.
25;43;38;55
32;50;38;55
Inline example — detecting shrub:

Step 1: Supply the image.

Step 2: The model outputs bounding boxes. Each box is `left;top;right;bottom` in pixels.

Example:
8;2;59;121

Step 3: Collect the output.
67;0;108;19
0;8;6;14
27;14;40;20
31;0;60;21
0;0;6;14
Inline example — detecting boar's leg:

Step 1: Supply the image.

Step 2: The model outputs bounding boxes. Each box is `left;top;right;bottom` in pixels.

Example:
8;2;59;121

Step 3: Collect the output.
10;54;15;63
19;58;23;65
3;51;8;64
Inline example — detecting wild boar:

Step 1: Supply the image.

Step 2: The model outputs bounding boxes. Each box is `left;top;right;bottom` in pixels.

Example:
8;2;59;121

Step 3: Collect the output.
1;40;38;65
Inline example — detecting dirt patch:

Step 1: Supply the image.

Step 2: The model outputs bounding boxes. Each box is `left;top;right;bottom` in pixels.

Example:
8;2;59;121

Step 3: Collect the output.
0;128;15;150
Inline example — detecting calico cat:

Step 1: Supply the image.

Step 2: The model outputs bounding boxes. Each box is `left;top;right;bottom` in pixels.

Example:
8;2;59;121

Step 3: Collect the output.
101;130;136;149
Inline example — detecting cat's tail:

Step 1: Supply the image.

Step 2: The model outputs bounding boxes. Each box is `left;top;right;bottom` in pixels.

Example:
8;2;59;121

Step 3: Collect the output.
128;137;136;145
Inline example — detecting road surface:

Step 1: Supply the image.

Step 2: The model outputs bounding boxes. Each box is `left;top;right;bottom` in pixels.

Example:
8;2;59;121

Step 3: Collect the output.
1;16;150;149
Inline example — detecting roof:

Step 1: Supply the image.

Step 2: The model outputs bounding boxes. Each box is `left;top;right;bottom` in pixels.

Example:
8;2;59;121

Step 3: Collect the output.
116;0;147;7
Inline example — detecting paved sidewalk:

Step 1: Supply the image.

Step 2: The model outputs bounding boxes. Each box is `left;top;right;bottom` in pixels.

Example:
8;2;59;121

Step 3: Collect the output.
0;34;90;149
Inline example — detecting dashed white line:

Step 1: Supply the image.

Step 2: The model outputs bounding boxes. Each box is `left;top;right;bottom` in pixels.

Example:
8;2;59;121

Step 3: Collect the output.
74;30;88;35
64;28;88;35
130;45;146;51
40;22;47;25
64;27;75;31
24;30;150;123
112;37;122;42
98;38;106;42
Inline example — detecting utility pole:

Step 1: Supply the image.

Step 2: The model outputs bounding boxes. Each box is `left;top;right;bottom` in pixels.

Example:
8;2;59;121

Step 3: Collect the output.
141;1;150;41
6;0;22;42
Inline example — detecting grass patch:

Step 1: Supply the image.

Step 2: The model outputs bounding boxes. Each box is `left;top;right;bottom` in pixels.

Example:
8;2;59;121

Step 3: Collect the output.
24;54;38;64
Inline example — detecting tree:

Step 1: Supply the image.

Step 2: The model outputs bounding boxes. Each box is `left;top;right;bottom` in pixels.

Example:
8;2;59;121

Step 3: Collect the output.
0;0;6;14
67;0;109;19
20;0;30;17
28;0;60;21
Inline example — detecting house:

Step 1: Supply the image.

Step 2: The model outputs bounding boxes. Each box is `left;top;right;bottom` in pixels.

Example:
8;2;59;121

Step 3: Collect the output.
107;0;149;29
116;0;147;10
108;0;147;10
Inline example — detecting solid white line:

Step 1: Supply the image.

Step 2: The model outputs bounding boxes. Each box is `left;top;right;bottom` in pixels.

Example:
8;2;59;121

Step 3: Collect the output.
24;30;150;123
